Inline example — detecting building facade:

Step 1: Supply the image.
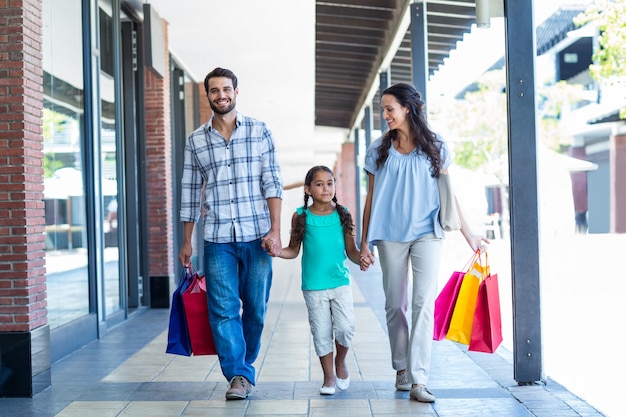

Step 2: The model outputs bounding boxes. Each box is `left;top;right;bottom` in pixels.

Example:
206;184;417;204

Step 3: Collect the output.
3;0;623;399
0;0;209;396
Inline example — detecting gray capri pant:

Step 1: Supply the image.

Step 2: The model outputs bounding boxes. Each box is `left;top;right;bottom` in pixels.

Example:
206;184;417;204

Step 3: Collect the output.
302;284;355;357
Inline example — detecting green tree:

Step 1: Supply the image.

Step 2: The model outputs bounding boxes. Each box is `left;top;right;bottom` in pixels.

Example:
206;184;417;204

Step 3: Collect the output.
43;154;63;179
575;0;626;117
537;80;585;151
430;70;585;183
42;108;68;142
42;108;70;178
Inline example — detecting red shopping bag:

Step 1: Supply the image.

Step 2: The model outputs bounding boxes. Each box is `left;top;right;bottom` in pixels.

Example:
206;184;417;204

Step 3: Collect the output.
469;272;503;353
433;251;480;341
182;268;217;355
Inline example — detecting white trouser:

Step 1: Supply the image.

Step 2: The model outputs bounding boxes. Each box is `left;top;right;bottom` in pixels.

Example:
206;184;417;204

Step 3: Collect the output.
377;235;442;385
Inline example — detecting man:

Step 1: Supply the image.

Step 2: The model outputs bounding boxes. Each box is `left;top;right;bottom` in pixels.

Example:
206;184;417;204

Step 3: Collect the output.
178;67;283;400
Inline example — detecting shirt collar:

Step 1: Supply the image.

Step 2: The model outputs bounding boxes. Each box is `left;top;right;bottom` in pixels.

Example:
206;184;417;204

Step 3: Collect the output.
207;112;242;132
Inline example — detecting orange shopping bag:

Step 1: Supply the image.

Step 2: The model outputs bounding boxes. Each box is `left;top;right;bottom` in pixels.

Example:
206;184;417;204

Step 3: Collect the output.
433;251;480;341
445;250;487;345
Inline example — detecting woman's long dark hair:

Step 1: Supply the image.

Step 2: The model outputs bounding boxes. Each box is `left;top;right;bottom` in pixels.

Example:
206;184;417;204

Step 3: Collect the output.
375;83;443;177
289;166;356;248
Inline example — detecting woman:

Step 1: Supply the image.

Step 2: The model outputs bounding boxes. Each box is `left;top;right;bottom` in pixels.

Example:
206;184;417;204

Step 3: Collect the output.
359;83;487;402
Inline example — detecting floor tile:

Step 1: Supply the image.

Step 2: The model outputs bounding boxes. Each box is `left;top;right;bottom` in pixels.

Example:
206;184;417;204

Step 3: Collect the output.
0;258;607;417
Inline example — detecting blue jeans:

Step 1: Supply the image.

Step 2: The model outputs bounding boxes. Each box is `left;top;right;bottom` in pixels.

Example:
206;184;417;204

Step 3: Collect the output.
203;239;272;385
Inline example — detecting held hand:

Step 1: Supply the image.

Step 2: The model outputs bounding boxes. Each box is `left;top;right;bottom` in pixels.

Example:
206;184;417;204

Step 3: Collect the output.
359;257;371;271
359;246;375;271
262;232;282;257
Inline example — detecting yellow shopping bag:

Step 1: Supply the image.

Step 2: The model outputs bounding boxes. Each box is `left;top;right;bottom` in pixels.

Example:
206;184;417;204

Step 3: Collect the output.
445;251;488;345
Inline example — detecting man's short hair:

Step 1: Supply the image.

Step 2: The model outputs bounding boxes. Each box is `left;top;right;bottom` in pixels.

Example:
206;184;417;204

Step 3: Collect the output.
204;67;238;94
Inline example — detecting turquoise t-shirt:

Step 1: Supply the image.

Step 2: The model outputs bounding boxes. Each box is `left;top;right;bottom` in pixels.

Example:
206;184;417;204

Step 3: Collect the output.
363;135;451;244
297;206;350;291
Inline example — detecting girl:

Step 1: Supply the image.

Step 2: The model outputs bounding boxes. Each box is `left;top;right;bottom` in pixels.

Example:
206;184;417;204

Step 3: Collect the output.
275;165;367;395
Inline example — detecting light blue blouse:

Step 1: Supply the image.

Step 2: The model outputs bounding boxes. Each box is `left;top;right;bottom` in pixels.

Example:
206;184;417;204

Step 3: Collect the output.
363;136;451;244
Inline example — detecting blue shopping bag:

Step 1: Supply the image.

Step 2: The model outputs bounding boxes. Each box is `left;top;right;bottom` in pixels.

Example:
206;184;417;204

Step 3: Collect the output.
166;268;192;356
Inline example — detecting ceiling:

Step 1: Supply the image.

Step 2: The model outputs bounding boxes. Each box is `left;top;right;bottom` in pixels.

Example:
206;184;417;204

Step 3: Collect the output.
126;0;479;131
315;0;478;129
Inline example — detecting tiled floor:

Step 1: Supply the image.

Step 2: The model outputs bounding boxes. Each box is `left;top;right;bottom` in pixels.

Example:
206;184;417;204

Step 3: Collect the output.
0;256;606;417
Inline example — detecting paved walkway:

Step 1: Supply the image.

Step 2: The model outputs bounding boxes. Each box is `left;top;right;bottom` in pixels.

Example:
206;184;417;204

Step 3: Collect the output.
0;255;606;417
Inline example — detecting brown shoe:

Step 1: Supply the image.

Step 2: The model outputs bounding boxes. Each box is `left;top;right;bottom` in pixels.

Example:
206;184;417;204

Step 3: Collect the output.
226;376;252;400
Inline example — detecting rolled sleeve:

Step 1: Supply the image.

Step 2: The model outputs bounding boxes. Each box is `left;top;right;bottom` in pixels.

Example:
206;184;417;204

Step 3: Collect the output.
180;136;204;223
261;126;284;200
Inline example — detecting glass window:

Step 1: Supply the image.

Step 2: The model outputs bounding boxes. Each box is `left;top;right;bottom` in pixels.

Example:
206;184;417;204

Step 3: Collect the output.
42;0;89;329
99;0;121;316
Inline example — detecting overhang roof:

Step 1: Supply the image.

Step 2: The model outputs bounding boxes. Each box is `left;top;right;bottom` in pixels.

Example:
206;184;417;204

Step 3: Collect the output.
126;0;479;131
485;5;588;73
588;110;621;125
315;0;478;129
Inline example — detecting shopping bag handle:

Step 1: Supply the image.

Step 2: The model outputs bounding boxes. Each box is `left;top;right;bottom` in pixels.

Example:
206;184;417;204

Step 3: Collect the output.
475;248;490;280
180;263;198;285
185;262;199;276
460;249;481;273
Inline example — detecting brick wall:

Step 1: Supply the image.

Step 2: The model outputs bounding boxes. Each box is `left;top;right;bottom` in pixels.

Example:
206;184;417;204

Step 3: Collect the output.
143;21;174;278
611;133;626;233
0;0;47;332
334;142;357;218
197;83;212;125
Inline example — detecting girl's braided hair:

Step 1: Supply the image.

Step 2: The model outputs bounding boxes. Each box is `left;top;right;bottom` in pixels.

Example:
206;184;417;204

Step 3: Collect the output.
289;165;356;248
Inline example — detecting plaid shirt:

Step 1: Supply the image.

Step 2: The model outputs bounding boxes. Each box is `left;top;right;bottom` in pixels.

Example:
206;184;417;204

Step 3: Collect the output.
180;112;283;243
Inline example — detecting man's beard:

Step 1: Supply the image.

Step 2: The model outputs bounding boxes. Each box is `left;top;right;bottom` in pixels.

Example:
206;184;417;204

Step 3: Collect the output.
210;100;236;115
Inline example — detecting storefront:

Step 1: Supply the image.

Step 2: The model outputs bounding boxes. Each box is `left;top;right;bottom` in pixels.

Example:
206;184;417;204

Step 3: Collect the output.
0;0;204;397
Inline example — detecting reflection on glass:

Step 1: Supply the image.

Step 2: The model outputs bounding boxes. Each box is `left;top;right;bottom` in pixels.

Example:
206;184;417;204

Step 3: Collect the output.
100;2;121;316
42;0;89;329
